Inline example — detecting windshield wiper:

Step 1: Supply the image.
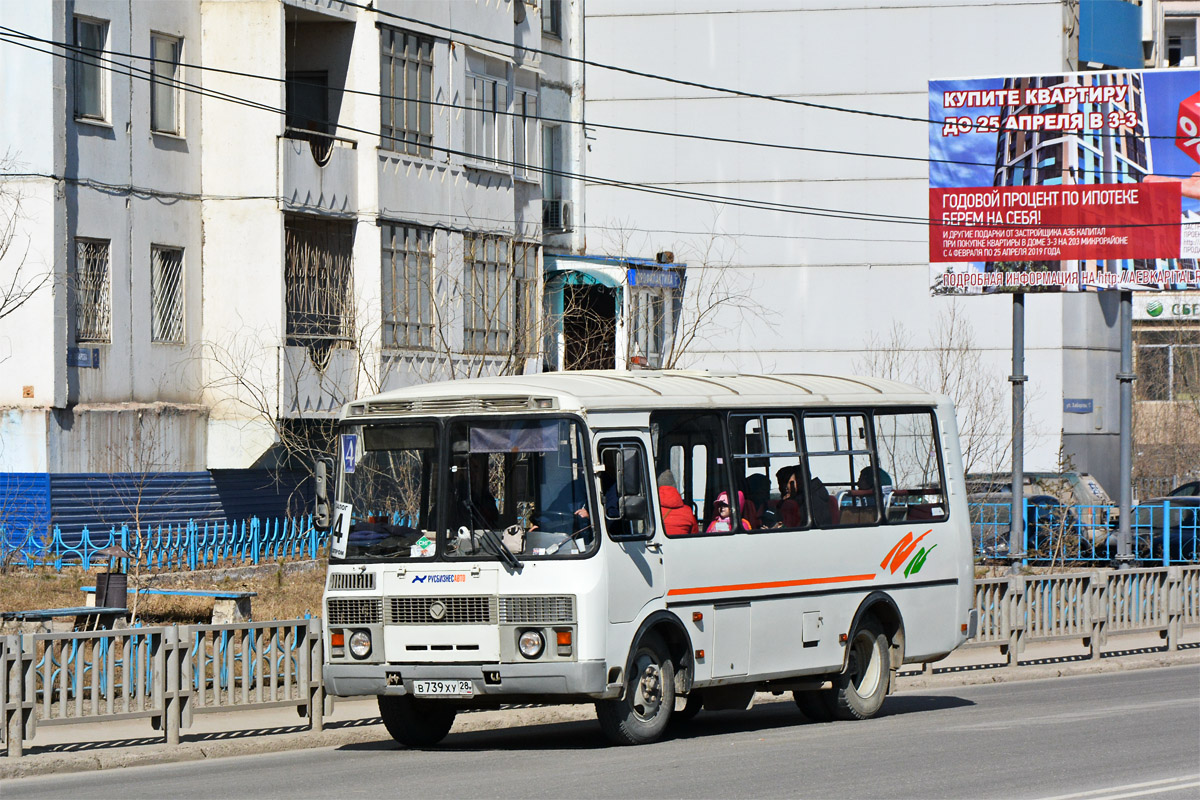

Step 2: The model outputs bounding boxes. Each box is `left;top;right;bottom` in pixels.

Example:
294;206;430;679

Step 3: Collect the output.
463;495;523;570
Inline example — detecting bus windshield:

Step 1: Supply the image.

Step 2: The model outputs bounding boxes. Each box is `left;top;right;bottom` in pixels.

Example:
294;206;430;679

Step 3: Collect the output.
335;416;597;562
337;421;440;561
442;417;597;559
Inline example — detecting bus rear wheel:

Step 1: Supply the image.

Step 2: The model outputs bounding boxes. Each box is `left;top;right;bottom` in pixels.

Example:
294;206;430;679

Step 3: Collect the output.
596;633;675;745
829;617;890;720
378;695;457;747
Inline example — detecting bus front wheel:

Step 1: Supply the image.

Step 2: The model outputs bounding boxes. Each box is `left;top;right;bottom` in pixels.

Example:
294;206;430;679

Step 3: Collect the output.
378;695;457;747
829;617;889;720
596;633;675;745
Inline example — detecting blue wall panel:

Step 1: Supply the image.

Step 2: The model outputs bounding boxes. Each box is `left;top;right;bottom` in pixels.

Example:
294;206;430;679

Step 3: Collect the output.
0;472;52;548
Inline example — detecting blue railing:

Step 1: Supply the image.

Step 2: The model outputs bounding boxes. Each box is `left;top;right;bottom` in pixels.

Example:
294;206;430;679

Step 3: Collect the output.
972;499;1199;565
1;502;1195;572
0;515;328;572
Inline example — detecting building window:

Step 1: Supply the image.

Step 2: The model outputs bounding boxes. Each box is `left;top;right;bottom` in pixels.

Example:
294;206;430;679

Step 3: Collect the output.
463;234;512;354
150;246;184;343
1166;19;1198;67
542;124;567;228
513;242;539;356
513;88;538;178
150;34;181;134
285;216;355;364
73;238;111;343
380;27;433;157
1137;330;1200;402
465;72;508;165
74;18;108;121
542;0;562;37
382;223;434;350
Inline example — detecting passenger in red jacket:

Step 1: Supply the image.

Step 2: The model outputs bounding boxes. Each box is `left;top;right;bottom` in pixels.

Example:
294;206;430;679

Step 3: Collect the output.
657;470;699;536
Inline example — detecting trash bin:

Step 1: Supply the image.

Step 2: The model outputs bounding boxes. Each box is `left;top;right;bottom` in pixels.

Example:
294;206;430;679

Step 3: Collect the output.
95;571;128;608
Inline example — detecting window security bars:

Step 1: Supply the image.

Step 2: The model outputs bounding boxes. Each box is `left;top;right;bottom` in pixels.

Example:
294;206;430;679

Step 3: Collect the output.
284;216;355;355
463;234;512;354
513;241;539;357
151;246;184;343
382;223;434;350
150;35;181;134
380;27;433;157
74;18;106;120
73;238;111;343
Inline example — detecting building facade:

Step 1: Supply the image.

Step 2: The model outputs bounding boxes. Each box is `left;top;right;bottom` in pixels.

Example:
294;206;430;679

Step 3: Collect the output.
0;0;554;533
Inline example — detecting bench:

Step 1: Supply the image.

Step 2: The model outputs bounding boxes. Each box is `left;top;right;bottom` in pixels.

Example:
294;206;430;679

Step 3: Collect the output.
1;606;129;634
82;587;257;624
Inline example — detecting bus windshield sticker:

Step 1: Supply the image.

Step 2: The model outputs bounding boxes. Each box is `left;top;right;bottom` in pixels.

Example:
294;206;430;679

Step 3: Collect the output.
469;422;557;453
341;434;359;474
411;535;434;558
331;501;353;559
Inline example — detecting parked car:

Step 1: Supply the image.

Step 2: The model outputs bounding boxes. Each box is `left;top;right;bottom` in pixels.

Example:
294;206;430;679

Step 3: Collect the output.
969;493;1080;559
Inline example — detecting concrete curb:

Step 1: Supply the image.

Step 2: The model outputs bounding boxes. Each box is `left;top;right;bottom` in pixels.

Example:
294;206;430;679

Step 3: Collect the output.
3;648;1197;781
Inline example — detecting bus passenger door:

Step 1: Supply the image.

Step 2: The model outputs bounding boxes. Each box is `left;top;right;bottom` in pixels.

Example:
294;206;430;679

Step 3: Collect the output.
597;437;665;623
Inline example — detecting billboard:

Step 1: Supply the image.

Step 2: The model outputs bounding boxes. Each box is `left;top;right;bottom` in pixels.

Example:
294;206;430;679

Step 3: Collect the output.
929;68;1200;294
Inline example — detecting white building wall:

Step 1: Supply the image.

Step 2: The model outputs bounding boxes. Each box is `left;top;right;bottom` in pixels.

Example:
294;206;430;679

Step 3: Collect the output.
583;1;1123;487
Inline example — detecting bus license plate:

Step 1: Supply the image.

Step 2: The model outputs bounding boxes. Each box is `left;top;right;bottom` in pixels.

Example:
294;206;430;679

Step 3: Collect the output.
413;679;474;697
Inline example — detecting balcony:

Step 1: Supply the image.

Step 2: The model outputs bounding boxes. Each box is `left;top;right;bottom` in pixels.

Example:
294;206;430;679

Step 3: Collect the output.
279;129;357;217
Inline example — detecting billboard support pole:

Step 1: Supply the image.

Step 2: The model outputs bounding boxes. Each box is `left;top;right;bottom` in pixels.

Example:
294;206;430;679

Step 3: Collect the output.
1117;289;1134;569
1009;292;1027;574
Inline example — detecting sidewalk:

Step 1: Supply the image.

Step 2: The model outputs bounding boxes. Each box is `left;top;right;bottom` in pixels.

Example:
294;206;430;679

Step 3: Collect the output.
3;634;1197;780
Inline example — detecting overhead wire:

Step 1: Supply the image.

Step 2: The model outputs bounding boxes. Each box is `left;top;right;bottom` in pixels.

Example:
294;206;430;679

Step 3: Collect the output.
0;27;1192;231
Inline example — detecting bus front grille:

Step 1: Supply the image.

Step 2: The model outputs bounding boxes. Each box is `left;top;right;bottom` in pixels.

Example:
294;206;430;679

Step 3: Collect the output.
388;596;497;624
327;597;383;625
328;572;376;591
498;595;576;624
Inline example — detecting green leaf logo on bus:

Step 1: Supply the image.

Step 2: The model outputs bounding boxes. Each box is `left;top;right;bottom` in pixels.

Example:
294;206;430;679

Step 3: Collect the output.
881;530;937;579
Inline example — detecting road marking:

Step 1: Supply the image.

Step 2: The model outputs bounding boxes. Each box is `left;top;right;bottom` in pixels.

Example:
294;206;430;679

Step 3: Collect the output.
1034;775;1200;800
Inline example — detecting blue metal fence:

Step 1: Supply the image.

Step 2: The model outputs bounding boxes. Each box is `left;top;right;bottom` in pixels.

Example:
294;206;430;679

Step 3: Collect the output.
0;515;327;572
1;501;1196;572
971;499;1199;565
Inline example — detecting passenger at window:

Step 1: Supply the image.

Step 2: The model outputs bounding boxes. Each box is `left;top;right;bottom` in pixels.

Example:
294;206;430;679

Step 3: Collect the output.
706;490;750;533
774;464;833;528
657;470;699;536
857;464;894;507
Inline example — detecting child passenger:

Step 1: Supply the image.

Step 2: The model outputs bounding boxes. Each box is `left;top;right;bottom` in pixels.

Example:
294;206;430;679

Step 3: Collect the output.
706;491;751;533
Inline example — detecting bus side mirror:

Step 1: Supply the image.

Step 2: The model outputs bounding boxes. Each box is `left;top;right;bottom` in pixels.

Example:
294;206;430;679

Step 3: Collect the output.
314;459;332;531
621;450;642;495
621;494;649;521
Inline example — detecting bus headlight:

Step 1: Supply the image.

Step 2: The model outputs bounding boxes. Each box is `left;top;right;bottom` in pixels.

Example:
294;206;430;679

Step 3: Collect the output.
518;629;544;659
349;630;372;659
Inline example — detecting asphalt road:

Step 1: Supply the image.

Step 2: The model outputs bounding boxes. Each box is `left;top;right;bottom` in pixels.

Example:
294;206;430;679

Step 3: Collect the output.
5;665;1198;800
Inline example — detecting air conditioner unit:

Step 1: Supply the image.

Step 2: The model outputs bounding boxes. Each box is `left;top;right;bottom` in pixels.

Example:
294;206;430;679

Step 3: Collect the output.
543;199;572;231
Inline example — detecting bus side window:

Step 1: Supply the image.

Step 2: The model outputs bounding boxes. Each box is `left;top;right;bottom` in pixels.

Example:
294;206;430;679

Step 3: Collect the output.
801;412;879;528
730;413;803;530
872;410;948;522
650;412;732;534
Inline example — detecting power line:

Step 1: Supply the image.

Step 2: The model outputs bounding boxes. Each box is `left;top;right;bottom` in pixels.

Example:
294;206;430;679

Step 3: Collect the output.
0;31;1192;232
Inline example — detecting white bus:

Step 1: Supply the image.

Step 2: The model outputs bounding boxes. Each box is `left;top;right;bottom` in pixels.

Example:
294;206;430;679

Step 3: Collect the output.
318;371;976;746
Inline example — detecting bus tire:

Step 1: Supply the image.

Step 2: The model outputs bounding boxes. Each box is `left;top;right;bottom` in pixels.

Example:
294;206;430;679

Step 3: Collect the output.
596;633;675;744
793;689;835;722
378;695;457;747
829;617;889;721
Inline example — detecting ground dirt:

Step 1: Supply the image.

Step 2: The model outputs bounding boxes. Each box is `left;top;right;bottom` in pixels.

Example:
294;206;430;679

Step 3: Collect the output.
0;560;327;624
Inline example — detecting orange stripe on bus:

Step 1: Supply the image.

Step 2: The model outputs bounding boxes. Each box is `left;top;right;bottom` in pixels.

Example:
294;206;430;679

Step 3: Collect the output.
666;573;877;597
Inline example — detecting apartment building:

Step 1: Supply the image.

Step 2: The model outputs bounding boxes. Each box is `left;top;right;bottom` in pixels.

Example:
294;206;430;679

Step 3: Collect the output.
0;0;551;532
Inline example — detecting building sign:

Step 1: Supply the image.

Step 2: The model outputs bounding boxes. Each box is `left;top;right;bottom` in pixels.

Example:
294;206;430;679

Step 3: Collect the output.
1133;292;1200;319
1063;398;1094;414
627;267;681;289
929;68;1200;294
67;347;99;368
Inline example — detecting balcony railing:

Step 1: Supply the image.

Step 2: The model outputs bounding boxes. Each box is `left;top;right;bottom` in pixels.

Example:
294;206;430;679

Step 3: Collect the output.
282;127;356;166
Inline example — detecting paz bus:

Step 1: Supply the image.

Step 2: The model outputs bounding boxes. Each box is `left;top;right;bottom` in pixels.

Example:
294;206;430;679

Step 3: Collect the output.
317;370;976;746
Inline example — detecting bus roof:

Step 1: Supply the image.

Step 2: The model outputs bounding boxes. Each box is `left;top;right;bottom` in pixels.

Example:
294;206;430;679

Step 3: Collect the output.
343;370;946;419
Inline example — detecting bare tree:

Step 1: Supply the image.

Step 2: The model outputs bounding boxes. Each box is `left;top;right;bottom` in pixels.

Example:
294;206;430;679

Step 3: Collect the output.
0;154;51;325
857;303;1014;478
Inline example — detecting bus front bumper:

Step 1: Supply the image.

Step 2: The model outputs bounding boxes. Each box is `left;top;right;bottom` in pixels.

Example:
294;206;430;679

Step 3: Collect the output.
324;660;610;698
